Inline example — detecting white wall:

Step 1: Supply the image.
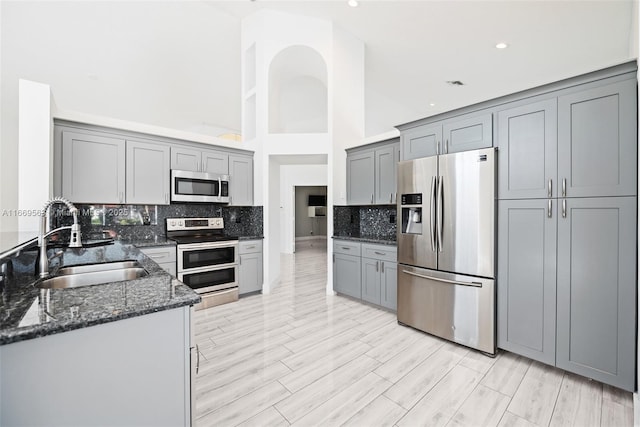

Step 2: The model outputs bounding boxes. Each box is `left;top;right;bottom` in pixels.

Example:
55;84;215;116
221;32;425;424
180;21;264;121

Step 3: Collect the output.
279;165;328;254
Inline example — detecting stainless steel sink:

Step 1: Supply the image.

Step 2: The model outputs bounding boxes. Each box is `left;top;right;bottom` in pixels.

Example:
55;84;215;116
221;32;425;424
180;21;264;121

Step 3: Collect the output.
36;266;148;289
57;260;141;276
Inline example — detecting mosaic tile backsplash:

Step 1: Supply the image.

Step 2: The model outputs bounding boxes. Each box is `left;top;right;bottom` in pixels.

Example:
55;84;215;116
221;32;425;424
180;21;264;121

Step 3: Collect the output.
333;205;397;241
55;204;263;241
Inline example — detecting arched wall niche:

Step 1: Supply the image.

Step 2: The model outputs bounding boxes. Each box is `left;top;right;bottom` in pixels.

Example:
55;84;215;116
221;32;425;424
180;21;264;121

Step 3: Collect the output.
268;45;328;134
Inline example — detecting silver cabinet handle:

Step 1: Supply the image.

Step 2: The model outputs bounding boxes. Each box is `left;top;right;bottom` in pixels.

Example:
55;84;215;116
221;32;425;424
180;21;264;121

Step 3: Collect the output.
430;176;436;252
402;269;482;288
548;199;552;218
148;254;165;259
376;261;379;272
381;261;385;273
196;344;200;374
445;139;449;154
341;247;351;250
562;178;566;197
548;179;552;198
437;141;440;155
371;194;374;204
390;192;393;203
562;199;566;218
246;245;256;249
437;176;443;252
374;251;386;256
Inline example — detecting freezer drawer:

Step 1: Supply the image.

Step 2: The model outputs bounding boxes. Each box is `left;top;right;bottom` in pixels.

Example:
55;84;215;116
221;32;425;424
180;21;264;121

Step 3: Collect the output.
398;265;496;354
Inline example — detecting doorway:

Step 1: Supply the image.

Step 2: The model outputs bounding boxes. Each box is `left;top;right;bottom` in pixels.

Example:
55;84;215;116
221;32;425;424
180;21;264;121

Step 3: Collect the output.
294;186;327;252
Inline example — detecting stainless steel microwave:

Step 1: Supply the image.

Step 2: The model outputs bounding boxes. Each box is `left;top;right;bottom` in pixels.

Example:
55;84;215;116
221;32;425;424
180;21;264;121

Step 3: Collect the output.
171;170;230;203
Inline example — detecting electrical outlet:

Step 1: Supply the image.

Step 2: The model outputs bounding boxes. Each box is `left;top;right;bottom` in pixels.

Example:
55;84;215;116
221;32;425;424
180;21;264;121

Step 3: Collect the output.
310;230;314;235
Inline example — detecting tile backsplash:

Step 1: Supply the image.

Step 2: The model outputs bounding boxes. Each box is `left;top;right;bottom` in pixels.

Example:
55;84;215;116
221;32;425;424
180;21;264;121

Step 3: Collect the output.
333;205;396;241
54;204;263;241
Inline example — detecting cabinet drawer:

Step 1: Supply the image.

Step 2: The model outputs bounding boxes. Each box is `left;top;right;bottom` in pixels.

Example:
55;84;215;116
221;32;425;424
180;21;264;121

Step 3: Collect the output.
239;240;263;254
139;246;176;264
361;244;397;262
333;240;361;256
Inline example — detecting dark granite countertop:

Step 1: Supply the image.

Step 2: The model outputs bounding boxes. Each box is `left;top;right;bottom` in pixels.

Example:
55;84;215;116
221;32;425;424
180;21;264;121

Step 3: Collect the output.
0;241;200;346
332;235;397;246
124;237;177;248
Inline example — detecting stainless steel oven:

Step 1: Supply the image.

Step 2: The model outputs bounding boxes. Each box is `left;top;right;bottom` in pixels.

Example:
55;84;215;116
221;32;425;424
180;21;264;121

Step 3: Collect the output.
167;217;239;310
171;169;230;204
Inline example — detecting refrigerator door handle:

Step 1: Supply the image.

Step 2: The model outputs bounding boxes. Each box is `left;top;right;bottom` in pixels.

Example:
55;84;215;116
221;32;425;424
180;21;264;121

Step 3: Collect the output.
430;176;436;251
436;176;443;252
402;269;483;288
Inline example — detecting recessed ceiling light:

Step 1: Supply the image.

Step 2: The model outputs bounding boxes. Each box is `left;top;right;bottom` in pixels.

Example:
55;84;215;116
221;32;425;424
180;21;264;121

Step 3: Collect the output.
429;103;436;107
348;0;359;7
495;42;508;49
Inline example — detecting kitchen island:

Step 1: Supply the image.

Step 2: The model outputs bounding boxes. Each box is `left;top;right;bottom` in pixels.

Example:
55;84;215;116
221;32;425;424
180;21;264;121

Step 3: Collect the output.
0;240;200;426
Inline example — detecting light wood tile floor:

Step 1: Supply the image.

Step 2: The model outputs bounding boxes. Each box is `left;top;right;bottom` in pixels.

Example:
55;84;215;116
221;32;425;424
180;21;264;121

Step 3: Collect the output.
194;245;634;427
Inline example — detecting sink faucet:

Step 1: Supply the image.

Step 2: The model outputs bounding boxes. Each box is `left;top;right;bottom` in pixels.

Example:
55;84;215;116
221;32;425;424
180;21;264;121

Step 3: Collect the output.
38;197;82;279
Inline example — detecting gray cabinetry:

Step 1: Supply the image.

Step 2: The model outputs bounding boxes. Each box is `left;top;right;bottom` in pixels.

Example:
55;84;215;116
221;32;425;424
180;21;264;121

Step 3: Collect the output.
61;131;126;204
347;150;375;205
333;240;362;299
139;245;176;276
381;261;397;311
361;257;381;305
558;79;637;198
239;240;263;295
400;113;492;160
229;155;254;206
126;140;170;205
497;199;557;365
171;146;229;174
497;99;558;199
556;197;636;391
347;139;399;205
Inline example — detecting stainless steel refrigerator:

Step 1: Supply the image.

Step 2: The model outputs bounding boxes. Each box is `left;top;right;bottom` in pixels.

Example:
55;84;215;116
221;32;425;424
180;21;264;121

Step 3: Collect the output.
397;147;496;354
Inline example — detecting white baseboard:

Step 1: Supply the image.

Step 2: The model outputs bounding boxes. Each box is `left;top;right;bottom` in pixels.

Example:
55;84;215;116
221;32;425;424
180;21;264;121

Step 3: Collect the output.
295;236;327;242
634;392;639;426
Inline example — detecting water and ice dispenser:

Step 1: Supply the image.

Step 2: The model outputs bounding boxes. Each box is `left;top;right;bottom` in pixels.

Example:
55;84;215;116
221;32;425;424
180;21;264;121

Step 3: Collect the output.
401;193;422;235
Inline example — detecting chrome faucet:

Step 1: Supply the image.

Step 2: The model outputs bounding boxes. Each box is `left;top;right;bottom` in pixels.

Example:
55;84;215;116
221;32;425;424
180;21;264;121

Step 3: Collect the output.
38;197;82;278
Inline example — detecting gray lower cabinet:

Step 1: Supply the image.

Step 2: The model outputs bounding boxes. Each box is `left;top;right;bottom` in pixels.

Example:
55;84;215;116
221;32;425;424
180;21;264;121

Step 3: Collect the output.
497;98;558;199
239;240;263;295
400;112;492;160
333;253;361;299
229;155;253;206
558;79;637;198
126;140;170;205
170;146;229;175
361;257;381;305
380;261;397;311
498;199;557;365
139;245;176;276
61;130;126;204
347;150;375;205
556;196;636;391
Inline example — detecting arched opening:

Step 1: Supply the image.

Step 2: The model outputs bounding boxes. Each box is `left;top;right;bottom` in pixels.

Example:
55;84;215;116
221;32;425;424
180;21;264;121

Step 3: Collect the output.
268;45;328;134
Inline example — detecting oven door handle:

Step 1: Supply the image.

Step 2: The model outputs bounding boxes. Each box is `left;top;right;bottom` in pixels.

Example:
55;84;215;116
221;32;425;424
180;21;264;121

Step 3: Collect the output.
176;241;239;251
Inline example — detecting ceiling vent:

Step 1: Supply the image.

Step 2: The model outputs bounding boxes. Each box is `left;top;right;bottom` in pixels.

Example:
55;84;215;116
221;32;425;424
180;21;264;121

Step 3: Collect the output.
446;80;465;86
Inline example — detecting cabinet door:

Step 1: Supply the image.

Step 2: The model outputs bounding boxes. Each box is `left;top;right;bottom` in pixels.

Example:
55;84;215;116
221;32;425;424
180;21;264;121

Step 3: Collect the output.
62;131;126;204
558;79;637;197
497;199;557;365
333;253;361;299
374;144;398;204
497;99;558;199
239;252;263;295
171;147;201;172
443;112;492;154
347;150;375;205
126;140;170;205
380;261;397;311
401;124;441;160
556;196;636;391
229;155;253;206
202;150;229;175
361;258;381;305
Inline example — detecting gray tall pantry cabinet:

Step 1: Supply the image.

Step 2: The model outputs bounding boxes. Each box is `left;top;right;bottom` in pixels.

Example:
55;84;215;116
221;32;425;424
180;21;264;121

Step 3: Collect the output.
496;67;637;391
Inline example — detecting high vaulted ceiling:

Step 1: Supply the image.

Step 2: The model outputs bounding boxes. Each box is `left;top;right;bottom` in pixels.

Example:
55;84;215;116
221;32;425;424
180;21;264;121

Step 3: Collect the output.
2;1;636;139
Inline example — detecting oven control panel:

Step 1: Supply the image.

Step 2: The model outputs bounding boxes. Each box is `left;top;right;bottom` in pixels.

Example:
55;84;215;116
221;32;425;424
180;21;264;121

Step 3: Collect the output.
166;217;224;231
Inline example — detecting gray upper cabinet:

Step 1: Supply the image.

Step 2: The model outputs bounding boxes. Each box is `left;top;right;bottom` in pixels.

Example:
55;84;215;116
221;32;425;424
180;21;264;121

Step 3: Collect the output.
497;199;557;365
558;79;637;198
347;150;375;205
442;112;492;154
126;140;170;205
374;145;398;204
61;131;126;204
347;139;399;205
229;155;253;206
497;99;558;199
556;196;636;391
401;124;441;160
171;147;229;174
